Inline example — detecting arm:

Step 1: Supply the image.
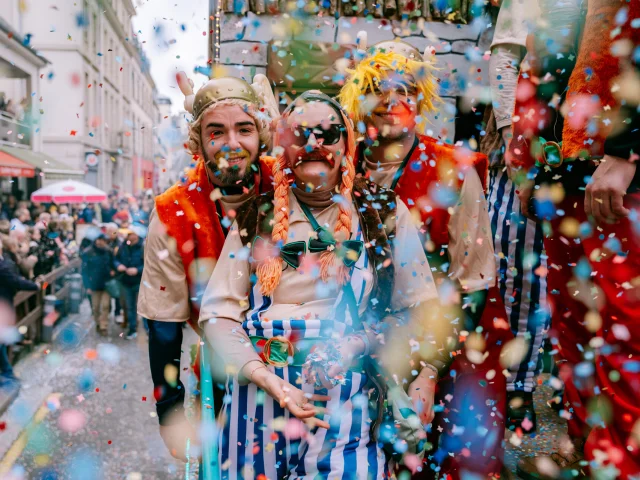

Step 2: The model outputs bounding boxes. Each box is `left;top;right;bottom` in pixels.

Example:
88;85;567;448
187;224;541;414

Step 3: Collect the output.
604;105;640;162
138;211;192;428
0;263;38;291
584;110;640;224
113;244;125;270
198;223;262;384
147;320;185;425
138;211;190;322
377;201;445;371
384;200;446;424
490;44;526;133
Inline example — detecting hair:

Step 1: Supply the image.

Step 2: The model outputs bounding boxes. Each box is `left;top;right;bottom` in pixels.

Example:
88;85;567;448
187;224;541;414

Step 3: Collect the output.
187;98;272;157
338;50;440;127
15;208;29;218
256;100;357;296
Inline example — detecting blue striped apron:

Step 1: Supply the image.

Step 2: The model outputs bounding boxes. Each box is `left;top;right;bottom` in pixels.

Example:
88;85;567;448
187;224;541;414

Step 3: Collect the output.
215;230;390;480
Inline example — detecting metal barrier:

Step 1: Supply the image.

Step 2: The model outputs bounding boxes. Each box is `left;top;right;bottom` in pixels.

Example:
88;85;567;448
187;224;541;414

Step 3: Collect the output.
11;258;82;361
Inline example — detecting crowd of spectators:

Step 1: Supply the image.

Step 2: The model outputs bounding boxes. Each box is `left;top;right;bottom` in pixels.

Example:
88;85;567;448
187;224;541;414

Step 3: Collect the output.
0;189;153;394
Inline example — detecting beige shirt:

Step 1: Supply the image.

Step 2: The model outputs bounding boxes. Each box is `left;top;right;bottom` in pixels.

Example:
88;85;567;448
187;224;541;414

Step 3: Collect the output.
198;192;438;374
447;169;496;293
364;162;495;293
137;191;254;322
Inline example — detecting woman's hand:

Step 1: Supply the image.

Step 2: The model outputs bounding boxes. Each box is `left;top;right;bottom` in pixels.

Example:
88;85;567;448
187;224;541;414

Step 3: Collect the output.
408;367;437;425
248;364;331;429
305;335;366;390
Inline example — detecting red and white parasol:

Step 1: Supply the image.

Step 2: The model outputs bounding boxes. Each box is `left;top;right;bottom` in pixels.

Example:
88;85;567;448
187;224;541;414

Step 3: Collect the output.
31;180;108;204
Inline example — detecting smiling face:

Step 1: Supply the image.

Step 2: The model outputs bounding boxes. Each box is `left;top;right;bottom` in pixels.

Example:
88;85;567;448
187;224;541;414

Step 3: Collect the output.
199;103;261;187
367;75;418;141
280;101;345;192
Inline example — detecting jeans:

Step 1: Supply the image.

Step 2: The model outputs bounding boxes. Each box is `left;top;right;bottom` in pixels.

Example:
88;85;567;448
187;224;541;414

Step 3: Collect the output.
121;284;147;333
0;345;13;377
0;344;18;389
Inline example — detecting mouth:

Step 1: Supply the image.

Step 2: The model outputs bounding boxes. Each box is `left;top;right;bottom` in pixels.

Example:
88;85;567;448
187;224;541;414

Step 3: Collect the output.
226;156;246;166
294;154;335;169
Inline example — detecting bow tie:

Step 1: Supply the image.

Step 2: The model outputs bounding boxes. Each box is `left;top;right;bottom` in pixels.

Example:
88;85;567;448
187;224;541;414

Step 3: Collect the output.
308;227;364;268
253;236;307;269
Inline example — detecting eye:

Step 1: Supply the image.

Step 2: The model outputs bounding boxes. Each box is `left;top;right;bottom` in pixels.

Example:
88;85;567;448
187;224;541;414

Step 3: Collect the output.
240;128;254;134
209;130;223;138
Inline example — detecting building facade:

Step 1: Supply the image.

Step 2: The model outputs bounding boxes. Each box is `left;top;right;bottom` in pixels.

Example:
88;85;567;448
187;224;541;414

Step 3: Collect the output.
1;4;85;199
15;0;160;195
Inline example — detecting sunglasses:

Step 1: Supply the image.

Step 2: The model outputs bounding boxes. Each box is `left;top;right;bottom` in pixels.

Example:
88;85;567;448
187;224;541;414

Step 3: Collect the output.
289;124;345;146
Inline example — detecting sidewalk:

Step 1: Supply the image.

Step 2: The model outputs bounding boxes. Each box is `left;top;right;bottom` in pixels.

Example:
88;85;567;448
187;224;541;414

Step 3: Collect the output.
0;300;198;479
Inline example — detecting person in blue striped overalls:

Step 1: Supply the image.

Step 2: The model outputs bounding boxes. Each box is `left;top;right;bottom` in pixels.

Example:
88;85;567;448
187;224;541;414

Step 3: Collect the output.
199;92;445;479
486;0;549;432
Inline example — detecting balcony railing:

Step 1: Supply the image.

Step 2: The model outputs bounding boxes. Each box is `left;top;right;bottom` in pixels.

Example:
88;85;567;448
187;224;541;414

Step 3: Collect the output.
223;0;475;23
0;112;32;149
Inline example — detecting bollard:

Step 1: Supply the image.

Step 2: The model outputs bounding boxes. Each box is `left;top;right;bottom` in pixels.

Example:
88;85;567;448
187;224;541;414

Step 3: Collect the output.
42;295;58;342
42;295;65;342
68;273;83;314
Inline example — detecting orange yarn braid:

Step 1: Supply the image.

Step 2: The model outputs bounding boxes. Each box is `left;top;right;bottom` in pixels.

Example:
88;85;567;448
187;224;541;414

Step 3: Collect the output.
257;106;357;296
319;110;356;284
257;153;290;296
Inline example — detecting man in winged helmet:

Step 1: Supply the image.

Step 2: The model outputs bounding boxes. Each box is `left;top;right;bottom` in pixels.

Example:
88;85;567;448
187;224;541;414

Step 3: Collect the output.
137;73;278;459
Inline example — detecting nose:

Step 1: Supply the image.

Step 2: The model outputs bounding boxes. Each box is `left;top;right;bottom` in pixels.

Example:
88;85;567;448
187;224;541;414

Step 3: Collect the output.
385;90;399;106
306;132;321;148
227;131;241;150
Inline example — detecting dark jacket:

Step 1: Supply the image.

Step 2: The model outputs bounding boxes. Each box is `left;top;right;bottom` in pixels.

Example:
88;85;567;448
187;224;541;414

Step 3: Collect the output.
80;243;114;291
114;241;144;287
30;232;60;277
101;207;117;223
0;255;38;307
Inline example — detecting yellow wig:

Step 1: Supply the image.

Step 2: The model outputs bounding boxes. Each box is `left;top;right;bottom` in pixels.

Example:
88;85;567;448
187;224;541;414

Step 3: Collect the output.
338;50;440;124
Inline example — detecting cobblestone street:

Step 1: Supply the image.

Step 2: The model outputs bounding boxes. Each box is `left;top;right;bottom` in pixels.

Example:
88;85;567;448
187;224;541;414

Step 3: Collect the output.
0;301;198;479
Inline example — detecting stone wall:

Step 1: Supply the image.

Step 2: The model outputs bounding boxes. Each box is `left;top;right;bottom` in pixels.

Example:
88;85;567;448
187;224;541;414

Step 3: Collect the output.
219;13;494;140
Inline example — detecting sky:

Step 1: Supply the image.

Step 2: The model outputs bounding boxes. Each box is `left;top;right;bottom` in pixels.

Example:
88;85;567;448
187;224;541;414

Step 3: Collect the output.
132;0;211;114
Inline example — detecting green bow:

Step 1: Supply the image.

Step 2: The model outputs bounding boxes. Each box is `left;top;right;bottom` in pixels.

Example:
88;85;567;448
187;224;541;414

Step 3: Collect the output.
308;227;364;268
253;236;307;269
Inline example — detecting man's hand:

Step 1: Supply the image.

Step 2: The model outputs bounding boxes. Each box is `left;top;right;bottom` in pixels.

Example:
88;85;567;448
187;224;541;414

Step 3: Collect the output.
159;420;200;462
408;367;437;425
126;267;138;276
117;264;127;273
585;154;635;225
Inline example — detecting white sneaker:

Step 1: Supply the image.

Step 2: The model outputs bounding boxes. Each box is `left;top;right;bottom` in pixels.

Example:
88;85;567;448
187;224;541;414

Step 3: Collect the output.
115;315;124;325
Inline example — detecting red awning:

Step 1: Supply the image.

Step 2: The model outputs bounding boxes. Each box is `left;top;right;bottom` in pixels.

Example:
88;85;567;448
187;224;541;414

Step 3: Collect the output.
0;150;36;178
